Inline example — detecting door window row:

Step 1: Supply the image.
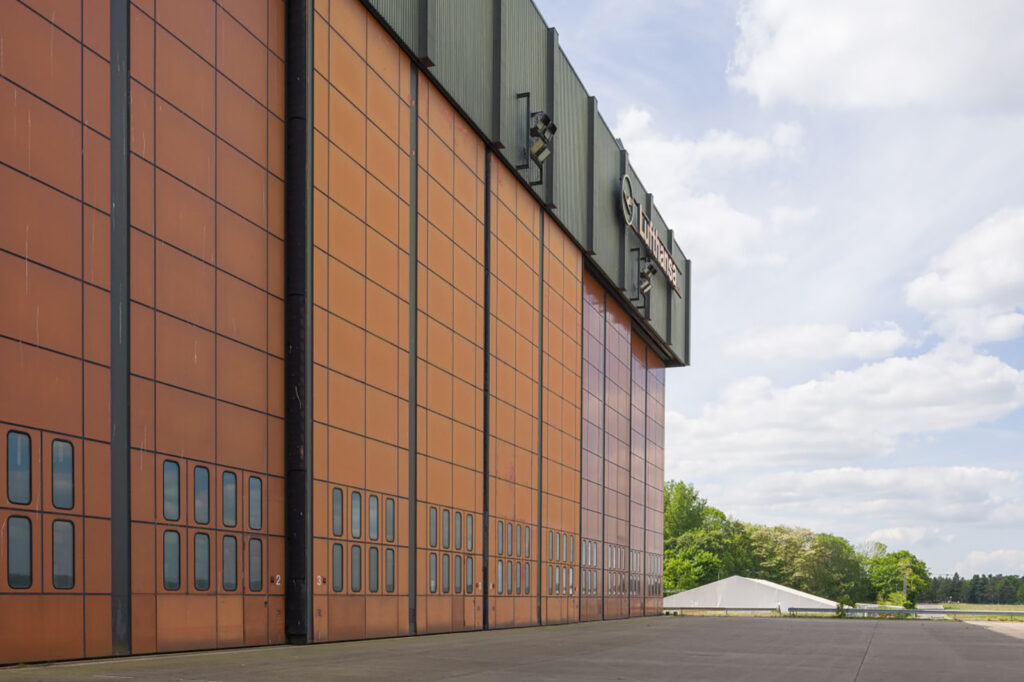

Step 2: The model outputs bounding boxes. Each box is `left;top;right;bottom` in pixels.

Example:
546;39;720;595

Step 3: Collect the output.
607;571;627;597
494;558;529;595
607;544;625;570
546;563;572;596
161;463;262;531
6;432;73;509
331;543;396;593
428;552;474;595
582;567;598;596
332;489;396;542
495;520;529;558
547;530;573;564
5;516;74;589
429;506;474;552
161;531;261;592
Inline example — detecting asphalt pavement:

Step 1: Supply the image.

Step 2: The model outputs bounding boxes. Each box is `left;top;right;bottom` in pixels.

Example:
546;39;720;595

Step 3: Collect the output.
3;615;1024;681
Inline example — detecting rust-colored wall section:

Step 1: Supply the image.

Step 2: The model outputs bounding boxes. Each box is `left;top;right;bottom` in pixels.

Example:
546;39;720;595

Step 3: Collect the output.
541;215;582;624
310;0;415;642
414;74;487;634
645;350;666;614
602;296;631;620
0;0;113;664
629;333;646;617
126;0;287;654
487;161;541;629
580;272;604;622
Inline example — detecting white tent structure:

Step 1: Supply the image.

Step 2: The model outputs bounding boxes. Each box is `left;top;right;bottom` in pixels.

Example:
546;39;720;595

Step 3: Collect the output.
663;576;836;612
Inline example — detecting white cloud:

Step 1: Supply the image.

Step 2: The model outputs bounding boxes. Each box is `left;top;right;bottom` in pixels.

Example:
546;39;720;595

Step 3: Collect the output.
907;208;1024;342
617;107;801;183
707;466;1018;530
955;549;1024;577
614;107;800;274
769;205;817;227
729;0;1024;110
725;322;907;361
667;343;1024;476
866;527;954;547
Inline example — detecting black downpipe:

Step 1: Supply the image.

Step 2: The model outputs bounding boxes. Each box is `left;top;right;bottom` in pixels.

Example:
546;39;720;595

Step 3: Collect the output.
482;150;492;630
109;0;131;656
284;0;313;645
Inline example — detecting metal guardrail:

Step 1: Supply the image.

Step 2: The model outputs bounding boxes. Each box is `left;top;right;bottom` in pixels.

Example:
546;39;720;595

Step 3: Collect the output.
788;607;1024;617
664;606;782;613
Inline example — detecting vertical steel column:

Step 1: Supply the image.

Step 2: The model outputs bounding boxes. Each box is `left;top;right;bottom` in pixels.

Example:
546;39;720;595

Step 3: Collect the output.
536;211;545;624
482;150;492;630
600;289;607;621
109;0;131;656
407;61;420;635
284;0;313;645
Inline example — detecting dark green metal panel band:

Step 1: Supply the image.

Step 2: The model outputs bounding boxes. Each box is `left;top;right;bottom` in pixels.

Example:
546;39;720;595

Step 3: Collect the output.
109;0;131;656
284;0;313;645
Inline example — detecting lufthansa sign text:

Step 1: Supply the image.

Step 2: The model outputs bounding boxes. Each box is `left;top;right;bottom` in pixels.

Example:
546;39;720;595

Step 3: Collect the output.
620;174;682;296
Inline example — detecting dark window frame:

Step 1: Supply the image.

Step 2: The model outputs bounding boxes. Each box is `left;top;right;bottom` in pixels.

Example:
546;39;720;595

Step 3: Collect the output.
332;542;344;592
51;439;74;510
162;460;180;522
351;544;362;592
385;498;395;542
249;538;263;591
248;477;262;531
368;494;379;541
223;472;237;527
223;535;238;591
193;466;210;525
368;546;379;593
332;488;344;537
351;491;362;539
6;431;31;506
163;529;180;591
7;515;32;589
52;519;74;589
194;532;210;591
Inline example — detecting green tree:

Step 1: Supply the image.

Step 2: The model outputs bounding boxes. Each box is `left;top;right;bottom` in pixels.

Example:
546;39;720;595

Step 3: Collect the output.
794;534;870;604
747;524;813;587
664;480;707;541
868;550;930;604
663;506;753;591
664;549;720;593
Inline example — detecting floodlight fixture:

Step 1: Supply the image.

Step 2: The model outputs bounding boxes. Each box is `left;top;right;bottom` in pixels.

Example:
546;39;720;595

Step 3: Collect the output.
530;138;552;165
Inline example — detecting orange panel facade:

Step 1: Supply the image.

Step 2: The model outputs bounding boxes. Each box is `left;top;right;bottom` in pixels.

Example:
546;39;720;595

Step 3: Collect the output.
0;0;669;664
125;0;287;654
0;0;113;663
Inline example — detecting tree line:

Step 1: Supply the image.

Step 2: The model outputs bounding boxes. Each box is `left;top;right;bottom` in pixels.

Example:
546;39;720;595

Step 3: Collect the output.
663;480;929;606
922;574;1024;604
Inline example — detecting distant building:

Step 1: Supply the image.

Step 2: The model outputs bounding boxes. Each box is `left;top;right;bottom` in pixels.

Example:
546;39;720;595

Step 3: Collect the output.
664;576;837;612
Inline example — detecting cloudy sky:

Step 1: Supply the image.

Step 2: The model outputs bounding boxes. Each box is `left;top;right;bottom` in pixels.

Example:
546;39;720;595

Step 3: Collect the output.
537;0;1024;576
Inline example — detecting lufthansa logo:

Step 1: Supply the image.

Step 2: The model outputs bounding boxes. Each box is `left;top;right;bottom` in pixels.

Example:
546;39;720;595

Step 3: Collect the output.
621;174;637;228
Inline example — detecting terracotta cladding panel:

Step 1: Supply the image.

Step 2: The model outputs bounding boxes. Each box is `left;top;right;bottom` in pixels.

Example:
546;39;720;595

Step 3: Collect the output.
120;0;286;656
0;4;122;664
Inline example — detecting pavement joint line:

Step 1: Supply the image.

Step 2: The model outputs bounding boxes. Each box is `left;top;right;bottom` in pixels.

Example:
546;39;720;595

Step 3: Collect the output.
852;620;878;682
